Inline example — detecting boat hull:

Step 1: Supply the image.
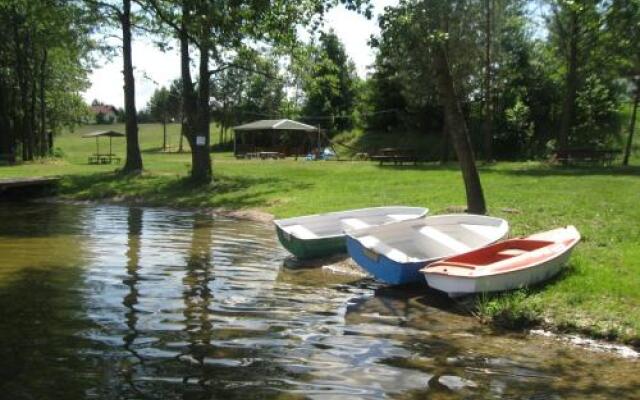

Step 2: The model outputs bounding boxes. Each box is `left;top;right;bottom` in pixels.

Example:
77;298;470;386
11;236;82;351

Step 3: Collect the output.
424;245;574;297
346;236;426;285
346;214;509;285
276;225;346;259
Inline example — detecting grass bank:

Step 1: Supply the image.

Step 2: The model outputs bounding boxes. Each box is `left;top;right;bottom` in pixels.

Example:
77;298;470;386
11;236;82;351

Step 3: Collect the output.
1;123;639;347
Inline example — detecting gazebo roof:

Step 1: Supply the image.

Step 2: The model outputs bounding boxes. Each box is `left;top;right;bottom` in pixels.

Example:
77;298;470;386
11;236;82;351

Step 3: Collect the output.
82;130;125;138
232;119;317;132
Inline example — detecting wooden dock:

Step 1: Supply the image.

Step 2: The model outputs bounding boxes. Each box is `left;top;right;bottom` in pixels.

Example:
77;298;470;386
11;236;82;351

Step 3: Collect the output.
0;176;61;196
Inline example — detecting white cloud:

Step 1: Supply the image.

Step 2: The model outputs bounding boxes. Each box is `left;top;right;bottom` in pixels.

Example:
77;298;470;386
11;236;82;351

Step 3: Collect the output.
82;0;398;109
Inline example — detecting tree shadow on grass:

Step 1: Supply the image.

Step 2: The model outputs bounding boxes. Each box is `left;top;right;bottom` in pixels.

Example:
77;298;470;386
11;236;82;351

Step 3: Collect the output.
372;162;464;172
372;161;640;178
140;146;164;153
141;146;188;154
496;164;640;177
61;171;312;210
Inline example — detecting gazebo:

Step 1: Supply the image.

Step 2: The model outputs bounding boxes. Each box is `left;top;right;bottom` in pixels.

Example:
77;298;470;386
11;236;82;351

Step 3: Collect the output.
232;119;320;159
82;130;125;164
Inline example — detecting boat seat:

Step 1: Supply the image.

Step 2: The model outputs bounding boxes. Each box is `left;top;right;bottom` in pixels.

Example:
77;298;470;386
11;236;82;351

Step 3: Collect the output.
358;235;413;263
388;214;420;222
497;249;527;257
341;218;370;231
460;223;498;240
437;261;478;269
285;224;318;239
418;227;470;252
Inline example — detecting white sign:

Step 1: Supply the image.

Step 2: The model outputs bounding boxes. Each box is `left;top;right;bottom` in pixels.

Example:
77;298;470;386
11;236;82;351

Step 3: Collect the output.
196;136;206;146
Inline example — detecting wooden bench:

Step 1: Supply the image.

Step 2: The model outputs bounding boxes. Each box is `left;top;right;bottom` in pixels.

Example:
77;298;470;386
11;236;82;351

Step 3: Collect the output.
0;153;16;165
554;148;621;166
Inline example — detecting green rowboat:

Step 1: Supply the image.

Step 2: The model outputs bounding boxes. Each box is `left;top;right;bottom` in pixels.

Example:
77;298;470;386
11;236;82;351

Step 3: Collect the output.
274;206;429;259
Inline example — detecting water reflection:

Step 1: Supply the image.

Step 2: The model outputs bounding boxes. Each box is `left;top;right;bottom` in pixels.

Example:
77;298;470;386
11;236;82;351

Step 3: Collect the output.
180;218;214;388
0;203;639;399
0;202;98;399
122;207;145;395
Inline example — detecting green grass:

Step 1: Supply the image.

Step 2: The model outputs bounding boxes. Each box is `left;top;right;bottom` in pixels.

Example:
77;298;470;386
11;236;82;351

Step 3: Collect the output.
1;123;640;345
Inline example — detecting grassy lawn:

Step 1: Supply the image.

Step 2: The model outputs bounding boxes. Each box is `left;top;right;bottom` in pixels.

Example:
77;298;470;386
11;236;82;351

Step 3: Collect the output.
1;123;639;345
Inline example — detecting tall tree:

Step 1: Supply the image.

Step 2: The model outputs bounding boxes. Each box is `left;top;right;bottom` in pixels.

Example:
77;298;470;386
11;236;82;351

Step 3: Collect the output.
192;0;212;183
431;2;487;214
301;30;359;132
86;0;144;173
375;0;487;213
147;86;172;151
483;0;494;162
121;0;143;173
625;80;639;165
549;0;604;152
145;0;372;183
0;0;92;161
608;0;640;165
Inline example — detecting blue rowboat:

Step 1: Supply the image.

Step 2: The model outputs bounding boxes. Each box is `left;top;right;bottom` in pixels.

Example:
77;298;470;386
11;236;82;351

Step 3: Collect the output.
274;206;429;260
346;214;509;285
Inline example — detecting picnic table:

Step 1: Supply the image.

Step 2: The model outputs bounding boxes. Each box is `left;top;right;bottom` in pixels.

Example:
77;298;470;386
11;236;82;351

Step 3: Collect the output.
554;148;621;166
258;151;285;159
88;153;121;165
370;148;420;166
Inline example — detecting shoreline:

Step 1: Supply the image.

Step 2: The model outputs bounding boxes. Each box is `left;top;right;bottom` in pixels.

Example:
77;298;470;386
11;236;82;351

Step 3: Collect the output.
31;194;640;352
39;195;277;223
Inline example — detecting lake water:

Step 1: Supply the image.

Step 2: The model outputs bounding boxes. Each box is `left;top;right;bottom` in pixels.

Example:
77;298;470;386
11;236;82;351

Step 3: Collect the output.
0;203;638;399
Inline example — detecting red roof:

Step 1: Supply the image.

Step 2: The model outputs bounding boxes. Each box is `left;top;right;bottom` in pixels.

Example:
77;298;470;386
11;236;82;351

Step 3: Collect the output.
91;105;116;114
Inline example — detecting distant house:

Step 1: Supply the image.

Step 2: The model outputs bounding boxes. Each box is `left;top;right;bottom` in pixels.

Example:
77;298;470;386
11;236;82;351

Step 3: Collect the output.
91;104;117;124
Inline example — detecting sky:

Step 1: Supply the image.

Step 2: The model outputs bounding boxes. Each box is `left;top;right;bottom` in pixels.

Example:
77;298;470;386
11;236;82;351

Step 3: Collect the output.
83;0;399;110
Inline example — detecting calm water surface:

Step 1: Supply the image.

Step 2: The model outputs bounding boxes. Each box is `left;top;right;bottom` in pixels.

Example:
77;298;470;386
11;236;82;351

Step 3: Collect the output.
0;203;638;399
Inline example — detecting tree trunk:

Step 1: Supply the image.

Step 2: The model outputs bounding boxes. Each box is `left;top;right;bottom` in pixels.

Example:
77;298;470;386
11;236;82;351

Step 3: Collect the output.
30;60;37;159
191;9;212;184
162;117;167;151
179;118;185;152
623;83;639;166
39;48;48;156
121;0;143;174
0;77;12;155
13;21;32;161
559;9;578;153
218;117;224;148
482;0;493;162
433;44;487;214
180;1;196;151
440;117;450;164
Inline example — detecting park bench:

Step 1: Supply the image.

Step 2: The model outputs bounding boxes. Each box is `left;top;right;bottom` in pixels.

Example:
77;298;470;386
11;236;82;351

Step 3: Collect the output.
553;148;621;167
370;148;420;166
0;153;16;165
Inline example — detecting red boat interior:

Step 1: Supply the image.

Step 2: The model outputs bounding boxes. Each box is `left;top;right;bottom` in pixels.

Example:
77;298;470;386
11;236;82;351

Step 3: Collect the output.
437;239;553;269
